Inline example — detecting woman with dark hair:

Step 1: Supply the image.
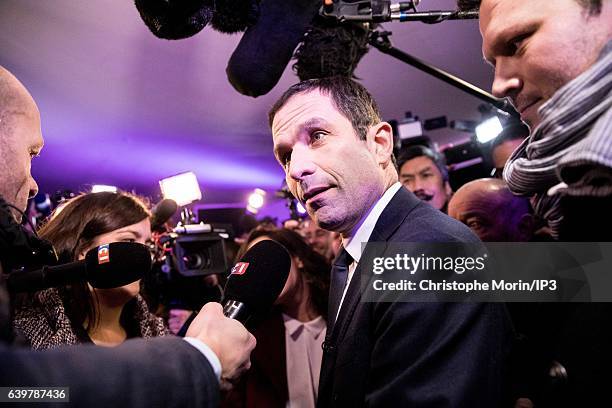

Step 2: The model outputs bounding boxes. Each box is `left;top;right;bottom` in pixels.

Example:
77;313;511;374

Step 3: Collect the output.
224;228;330;408
13;191;168;349
246;228;329;320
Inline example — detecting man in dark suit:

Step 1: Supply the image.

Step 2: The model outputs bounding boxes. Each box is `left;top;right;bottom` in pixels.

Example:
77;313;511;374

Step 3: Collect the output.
1;305;229;407
0;64;256;407
269;77;512;407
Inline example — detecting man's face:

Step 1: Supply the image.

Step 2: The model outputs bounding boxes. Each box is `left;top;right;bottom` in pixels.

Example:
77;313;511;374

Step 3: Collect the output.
480;0;611;128
300;219;333;258
448;192;508;241
0;79;43;221
448;181;532;242
399;156;451;211
272;90;384;235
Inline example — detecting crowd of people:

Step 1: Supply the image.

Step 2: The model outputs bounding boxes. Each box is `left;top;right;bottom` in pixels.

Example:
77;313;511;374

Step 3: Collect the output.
1;0;611;406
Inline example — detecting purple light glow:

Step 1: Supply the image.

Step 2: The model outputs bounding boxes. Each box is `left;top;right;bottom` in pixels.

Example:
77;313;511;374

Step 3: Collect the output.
33;132;285;200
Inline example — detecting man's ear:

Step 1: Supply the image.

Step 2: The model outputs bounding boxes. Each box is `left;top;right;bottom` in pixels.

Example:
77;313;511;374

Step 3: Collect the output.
77;243;94;261
444;181;453;197
369;122;394;166
517;213;535;240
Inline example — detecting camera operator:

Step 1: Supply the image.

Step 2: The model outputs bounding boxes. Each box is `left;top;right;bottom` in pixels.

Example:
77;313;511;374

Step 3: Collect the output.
0;65;256;406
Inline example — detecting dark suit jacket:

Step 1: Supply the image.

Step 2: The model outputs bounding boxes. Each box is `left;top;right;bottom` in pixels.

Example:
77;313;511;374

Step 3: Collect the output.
0;336;219;407
543;195;612;407
318;187;513;407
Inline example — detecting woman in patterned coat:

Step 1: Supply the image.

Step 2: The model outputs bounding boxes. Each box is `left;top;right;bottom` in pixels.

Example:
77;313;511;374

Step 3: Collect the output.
13;191;167;349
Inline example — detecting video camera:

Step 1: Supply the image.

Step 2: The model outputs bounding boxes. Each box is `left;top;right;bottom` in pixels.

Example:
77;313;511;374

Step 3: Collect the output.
155;219;229;278
147;205;231;311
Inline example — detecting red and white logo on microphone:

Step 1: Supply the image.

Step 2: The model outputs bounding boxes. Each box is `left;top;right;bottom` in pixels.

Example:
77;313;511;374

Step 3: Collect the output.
98;244;110;264
231;262;249;275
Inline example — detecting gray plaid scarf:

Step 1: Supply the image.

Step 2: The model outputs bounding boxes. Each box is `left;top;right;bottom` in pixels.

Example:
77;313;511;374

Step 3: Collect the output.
504;41;612;238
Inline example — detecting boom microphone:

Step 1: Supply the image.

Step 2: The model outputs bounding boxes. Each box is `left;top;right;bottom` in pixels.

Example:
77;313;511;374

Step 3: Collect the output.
134;0;214;40
293;16;370;81
210;0;259;34
226;0;321;97
5;242;151;293
222;239;291;325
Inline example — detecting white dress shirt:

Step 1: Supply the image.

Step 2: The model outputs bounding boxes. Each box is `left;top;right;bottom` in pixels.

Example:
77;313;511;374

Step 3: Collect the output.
183;337;222;380
336;182;402;321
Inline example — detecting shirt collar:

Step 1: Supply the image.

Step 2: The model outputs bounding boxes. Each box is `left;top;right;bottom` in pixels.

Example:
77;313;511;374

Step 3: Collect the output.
342;182;402;263
282;314;326;338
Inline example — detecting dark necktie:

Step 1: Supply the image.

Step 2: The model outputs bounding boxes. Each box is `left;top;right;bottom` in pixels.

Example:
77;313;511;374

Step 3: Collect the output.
328;247;353;329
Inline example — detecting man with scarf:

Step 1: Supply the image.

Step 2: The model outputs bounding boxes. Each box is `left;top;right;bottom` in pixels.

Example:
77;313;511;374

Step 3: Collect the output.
458;1;611;406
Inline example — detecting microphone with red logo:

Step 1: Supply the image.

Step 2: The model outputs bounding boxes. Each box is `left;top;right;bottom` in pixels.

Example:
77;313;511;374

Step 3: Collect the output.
175;239;291;336
222;239;291;325
5;242;151;293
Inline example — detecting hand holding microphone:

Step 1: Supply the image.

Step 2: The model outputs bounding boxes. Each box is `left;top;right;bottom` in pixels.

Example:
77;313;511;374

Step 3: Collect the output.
185;239;291;390
221;239;291;326
186;302;256;390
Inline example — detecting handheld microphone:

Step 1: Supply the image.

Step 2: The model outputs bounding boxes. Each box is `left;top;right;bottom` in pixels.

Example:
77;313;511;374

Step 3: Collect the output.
222;239;291;325
5;242;152;293
176;239;291;336
151;198;178;232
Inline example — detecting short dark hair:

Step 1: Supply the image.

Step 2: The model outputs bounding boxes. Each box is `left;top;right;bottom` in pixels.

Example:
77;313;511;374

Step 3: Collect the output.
40;191;151;261
457;0;602;15
268;76;382;141
38;191;151;331
397;145;449;182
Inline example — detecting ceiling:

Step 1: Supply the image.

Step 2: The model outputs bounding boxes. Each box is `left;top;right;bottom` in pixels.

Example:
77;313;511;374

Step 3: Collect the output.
0;0;493;218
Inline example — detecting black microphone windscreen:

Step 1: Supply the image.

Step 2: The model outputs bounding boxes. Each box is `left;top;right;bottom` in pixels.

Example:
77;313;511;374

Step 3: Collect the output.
85;242;152;289
226;0;320;97
293;18;370;81
151;199;178;231
210;0;259;34
223;239;291;314
135;0;214;40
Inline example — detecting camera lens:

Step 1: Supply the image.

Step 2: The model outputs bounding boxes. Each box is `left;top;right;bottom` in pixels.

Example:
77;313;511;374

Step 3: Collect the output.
183;251;211;270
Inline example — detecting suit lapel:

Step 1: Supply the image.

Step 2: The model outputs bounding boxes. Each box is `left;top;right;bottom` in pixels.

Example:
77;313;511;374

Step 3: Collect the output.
319;188;422;405
330;187;421;343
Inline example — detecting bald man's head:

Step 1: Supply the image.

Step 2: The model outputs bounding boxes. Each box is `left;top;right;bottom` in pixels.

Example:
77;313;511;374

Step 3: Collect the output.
0;66;43;221
448;178;534;242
